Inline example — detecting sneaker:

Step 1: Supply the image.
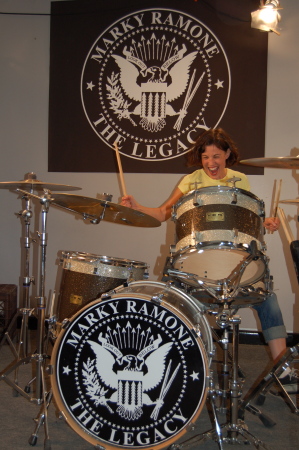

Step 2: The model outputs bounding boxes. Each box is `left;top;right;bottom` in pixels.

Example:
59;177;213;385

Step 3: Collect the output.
280;368;299;394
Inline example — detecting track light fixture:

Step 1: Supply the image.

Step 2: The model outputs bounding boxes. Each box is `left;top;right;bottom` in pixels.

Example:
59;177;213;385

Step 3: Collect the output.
251;0;282;35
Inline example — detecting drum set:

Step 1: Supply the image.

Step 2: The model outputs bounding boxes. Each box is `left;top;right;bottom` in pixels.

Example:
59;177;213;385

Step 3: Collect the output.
0;158;298;450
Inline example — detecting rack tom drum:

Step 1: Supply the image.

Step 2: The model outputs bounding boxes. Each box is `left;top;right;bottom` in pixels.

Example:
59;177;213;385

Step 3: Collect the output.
56;251;148;321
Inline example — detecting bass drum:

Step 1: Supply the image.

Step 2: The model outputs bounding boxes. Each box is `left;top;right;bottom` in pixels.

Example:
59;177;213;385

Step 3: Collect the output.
51;280;212;450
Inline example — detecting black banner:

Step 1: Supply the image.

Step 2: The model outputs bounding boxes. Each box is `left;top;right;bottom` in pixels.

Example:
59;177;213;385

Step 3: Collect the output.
49;0;266;174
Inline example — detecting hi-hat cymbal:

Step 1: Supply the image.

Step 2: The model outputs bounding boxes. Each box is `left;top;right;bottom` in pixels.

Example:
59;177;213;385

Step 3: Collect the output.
50;193;161;227
280;199;299;205
0;178;81;191
240;156;299;169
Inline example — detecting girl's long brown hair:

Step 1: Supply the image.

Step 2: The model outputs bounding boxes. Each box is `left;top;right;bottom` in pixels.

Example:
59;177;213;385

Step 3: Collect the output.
186;128;240;168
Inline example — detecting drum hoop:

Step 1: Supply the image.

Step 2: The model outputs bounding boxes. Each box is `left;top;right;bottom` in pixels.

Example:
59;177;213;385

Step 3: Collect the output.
172;243;267;288
61;251;148;269
119;280;210;319
174;186;264;211
174;241;265;257
51;286;210;449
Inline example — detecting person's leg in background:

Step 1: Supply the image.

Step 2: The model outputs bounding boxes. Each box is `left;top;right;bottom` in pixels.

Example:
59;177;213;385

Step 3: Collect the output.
253;292;299;393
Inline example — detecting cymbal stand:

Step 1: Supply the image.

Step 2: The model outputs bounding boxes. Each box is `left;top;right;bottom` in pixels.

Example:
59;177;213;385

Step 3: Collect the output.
26;189;53;449
0;190;35;354
33;190;51;401
0;189;52;448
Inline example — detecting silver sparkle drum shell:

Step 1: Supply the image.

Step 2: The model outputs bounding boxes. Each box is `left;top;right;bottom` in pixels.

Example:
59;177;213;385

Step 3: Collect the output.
172;187;267;287
56;251;148;321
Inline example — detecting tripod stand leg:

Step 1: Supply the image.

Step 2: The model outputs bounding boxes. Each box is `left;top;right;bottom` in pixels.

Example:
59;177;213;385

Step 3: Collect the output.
270;373;299;414
224;424;272;450
220;316;272;449
0;309;19;352
29;383;52;448
239;344;299;421
1;308;37;396
208;376;224;450
168;374;225;450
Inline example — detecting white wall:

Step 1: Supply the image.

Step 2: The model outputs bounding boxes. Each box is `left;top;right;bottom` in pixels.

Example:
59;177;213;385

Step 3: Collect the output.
0;0;298;334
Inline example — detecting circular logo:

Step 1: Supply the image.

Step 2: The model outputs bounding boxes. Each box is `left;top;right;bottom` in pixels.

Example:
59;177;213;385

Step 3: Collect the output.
81;8;230;162
52;293;208;448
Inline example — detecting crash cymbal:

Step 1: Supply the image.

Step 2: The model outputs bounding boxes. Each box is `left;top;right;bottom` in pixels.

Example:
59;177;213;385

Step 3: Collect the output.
280;199;299;205
0;173;81;191
50;193;161;228
240;156;299;169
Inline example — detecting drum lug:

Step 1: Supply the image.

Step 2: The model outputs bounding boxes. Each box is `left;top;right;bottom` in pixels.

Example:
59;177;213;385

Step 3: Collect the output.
58;410;67;422
185;422;196;432
233;228;239;245
171;206;176;222
191;326;202;340
192;231;202;244
101;292;112;300
209;347;216;359
259;200;266;217
151;293;163;305
61;318;70;329
46;364;54;375
231;192;237;204
169;244;176;256
94;445;106;450
143;271;150;279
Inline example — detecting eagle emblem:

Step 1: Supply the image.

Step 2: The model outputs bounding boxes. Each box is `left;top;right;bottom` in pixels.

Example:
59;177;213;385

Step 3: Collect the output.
109;44;203;132
84;333;178;420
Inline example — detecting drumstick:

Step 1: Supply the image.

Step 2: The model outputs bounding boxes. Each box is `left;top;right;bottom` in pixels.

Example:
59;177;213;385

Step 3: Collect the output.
272;179;282;218
277;207;294;244
114;141;127;196
270;179;282;234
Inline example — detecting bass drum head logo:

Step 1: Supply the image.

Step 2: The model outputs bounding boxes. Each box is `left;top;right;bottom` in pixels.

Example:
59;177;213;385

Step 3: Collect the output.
81;8;230;162
52;296;208;449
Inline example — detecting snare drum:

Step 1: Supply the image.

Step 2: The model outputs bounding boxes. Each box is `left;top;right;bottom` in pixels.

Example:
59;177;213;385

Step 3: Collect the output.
56;251;148;321
51;280;212;449
172;187;267;287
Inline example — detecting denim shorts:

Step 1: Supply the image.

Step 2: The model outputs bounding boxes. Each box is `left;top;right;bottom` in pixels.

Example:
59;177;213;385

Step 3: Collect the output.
252;292;287;342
